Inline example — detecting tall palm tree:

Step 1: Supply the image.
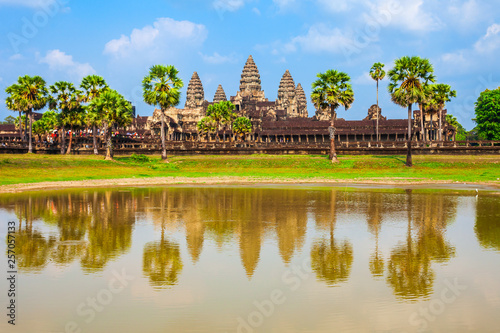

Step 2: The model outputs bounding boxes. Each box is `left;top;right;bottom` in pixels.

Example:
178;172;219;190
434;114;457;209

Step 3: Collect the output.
369;62;385;142
142;65;183;161
311;69;355;163
14;75;48;153
49;81;83;154
431;84;456;142
89;89;133;160
388;56;435;167
417;84;434;142
5;85;28;140
81;75;108;155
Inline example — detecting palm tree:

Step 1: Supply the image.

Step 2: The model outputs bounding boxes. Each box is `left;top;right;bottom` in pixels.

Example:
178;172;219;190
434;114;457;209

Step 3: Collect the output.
206;101;236;143
206;103;224;142
417;84;434;142
62;103;85;154
5;84;28;141
311;69;355;163
221;101;237;143
49;81;83;154
142;65;183;161
388;56;435;167
89;89;133;160
13;75;48;153
80;75;108;155
369;62;385;142
85;107;103;155
431;84;457;142
197;116;216;142
232;116;252;143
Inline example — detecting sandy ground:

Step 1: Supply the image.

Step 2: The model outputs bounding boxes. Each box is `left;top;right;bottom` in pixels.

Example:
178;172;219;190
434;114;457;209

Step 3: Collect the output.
1;176;499;193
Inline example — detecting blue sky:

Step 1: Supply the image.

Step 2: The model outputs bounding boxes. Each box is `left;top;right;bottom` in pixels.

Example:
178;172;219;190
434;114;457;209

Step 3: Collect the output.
1;0;499;130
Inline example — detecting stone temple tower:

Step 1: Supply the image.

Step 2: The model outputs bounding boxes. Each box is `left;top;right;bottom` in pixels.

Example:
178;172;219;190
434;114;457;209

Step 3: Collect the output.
295;83;308;117
276;70;307;118
235;55;266;102
213;84;227;103
276;70;297;116
185;72;205;109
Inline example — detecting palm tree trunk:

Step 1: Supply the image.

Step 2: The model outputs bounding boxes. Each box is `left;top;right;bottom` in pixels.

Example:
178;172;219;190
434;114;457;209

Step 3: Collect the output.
105;126;113;160
160;110;167;160
438;108;443;143
66;126;73;155
419;104;425;143
60;127;66;155
406;104;413;167
28;110;33;154
330;105;338;163
18;111;22;140
93;125;98;155
376;80;379;142
24;114;28;142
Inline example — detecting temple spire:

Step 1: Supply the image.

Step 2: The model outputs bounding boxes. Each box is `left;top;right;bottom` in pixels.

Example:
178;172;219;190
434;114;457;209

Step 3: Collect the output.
239;55;262;93
276;69;296;110
185;71;204;109
213;84;227;103
296;83;308;117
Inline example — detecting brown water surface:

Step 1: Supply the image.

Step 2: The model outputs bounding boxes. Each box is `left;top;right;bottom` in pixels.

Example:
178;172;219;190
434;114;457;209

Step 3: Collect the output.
0;186;499;332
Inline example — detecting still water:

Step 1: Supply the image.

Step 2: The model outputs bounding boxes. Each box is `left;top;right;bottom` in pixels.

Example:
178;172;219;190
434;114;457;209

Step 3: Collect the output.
0;186;499;333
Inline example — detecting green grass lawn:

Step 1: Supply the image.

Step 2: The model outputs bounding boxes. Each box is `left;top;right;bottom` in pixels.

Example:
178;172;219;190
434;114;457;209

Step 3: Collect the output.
0;153;499;185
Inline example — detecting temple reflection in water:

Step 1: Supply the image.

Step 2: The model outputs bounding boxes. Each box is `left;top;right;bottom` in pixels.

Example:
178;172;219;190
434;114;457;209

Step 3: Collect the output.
2;187;490;301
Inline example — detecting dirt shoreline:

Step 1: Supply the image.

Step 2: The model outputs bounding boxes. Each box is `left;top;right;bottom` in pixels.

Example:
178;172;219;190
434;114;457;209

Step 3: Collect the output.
1;177;499;193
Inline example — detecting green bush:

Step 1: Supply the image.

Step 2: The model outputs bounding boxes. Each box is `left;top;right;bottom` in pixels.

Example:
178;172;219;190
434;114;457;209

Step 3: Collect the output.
130;153;150;163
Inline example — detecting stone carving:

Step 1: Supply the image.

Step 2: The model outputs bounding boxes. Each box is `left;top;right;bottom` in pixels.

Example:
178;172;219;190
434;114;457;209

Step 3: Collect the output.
213;84;227;103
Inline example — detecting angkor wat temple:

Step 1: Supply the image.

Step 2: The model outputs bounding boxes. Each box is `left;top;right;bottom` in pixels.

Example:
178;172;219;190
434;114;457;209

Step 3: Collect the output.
143;55;456;143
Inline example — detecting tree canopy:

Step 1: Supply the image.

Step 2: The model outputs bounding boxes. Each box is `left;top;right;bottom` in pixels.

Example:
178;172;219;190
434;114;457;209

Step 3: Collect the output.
474;87;500;140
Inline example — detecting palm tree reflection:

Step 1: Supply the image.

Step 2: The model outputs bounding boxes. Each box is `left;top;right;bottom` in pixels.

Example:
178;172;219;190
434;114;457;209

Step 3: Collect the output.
386;191;456;301
311;190;354;286
142;191;183;289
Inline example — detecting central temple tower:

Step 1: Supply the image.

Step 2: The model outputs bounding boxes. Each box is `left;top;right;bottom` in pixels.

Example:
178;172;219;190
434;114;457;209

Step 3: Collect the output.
232;55;267;109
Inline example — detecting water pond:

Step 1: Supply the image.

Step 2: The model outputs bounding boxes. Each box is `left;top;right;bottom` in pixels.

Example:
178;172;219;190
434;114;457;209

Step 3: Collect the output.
0;186;499;332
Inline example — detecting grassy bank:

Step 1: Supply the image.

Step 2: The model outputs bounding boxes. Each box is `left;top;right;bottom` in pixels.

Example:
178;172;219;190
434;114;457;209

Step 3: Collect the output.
0;154;499;186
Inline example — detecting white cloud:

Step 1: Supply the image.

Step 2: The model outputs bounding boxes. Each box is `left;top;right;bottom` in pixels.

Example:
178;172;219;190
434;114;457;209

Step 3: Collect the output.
252;7;261;15
199;52;238;64
9;54;23;61
274;0;298;10
285;24;359;55
366;0;444;32
104;18;207;59
316;0;351;13
39;49;95;79
354;72;375;85
447;0;482;26
440;23;500;74
441;50;467;65
212;0;245;12
474;23;500;53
